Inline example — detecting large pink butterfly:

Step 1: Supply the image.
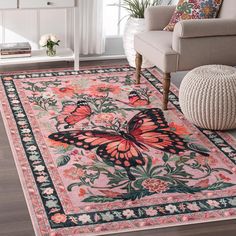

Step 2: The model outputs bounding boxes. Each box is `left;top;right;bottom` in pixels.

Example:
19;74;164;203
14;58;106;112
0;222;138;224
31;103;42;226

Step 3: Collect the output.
49;108;209;180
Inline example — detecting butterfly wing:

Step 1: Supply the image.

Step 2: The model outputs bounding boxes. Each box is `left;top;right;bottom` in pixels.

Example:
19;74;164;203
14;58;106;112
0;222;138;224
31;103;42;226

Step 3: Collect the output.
129;91;149;106
65;100;92;126
49;130;144;166
128;108;189;155
97;140;144;180
49;130;120;150
48;130;145;180
129;91;140;104
128;108;169;132
97;139;145;168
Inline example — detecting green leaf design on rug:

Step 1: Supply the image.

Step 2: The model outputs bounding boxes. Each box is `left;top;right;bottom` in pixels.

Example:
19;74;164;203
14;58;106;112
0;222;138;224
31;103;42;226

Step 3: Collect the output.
188;143;210;155
207;182;235;190
65;151;235;203
82;196;116;203
57;155;71;167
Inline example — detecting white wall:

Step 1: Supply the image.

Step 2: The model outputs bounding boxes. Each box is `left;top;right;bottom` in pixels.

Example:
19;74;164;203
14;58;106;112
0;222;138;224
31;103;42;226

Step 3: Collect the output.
0;0;177;55
0;8;74;50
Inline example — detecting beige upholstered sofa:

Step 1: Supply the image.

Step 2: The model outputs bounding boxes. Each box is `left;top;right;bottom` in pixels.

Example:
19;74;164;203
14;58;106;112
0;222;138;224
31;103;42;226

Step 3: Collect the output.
134;0;236;110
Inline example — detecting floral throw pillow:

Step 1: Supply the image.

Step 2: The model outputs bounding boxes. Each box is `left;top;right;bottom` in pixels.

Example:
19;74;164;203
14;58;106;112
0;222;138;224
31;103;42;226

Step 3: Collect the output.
164;0;223;31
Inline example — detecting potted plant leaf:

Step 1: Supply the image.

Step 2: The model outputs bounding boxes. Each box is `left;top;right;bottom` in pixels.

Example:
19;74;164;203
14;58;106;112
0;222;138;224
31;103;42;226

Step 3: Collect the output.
121;0;172;68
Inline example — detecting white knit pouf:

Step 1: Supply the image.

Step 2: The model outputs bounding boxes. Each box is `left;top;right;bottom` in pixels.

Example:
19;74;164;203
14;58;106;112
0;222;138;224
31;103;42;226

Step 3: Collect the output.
179;65;236;130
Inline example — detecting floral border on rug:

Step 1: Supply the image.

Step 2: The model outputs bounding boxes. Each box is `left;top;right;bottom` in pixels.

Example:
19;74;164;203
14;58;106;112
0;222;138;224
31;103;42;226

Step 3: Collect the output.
1;66;236;234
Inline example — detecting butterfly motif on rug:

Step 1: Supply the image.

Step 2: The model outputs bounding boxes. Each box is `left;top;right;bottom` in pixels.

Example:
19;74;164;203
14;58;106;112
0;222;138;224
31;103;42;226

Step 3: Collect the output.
116;89;151;107
128;90;150;106
64;100;92;128
49;108;210;180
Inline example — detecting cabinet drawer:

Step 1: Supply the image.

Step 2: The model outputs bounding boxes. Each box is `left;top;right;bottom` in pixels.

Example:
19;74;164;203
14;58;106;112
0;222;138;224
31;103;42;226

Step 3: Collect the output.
20;0;75;9
0;0;17;9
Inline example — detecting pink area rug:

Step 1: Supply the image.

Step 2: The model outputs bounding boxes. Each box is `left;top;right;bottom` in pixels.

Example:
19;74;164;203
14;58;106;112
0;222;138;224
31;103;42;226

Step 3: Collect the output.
0;65;236;235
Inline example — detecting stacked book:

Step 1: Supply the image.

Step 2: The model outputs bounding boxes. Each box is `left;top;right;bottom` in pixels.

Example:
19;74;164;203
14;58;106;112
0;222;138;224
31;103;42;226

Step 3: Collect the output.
0;42;31;59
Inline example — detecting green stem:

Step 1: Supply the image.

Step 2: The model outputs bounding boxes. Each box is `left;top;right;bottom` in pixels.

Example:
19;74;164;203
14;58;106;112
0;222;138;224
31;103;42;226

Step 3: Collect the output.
166;165;211;181
211;168;233;175
97;94;109;112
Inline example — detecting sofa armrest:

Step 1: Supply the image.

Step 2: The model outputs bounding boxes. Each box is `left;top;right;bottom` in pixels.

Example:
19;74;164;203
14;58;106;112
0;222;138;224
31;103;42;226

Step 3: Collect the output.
145;5;176;31
173;18;236;39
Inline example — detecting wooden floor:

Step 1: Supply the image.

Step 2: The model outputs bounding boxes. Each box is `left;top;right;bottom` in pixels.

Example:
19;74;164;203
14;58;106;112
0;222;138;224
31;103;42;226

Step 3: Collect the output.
0;61;236;236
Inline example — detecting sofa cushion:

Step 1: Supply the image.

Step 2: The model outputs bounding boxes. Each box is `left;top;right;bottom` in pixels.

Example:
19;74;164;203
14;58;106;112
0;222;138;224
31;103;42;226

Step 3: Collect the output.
218;0;236;18
134;31;178;73
164;0;223;31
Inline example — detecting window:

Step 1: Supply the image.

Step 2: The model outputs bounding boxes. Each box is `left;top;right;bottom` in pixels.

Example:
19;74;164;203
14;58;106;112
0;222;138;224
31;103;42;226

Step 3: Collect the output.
104;0;128;37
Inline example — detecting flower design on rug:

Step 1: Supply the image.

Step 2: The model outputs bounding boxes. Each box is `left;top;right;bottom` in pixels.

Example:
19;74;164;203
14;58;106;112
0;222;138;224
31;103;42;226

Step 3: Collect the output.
1;67;236;236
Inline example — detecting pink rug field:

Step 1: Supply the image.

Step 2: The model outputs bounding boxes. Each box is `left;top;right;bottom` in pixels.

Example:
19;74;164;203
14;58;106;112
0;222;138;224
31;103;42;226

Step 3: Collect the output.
0;65;236;235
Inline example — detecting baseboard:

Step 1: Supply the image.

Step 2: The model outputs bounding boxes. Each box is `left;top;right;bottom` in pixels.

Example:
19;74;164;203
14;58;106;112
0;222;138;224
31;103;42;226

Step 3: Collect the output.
80;55;126;61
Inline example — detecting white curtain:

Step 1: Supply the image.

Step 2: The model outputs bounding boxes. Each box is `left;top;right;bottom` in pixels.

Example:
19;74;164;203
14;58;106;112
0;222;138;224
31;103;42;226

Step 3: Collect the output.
78;0;105;55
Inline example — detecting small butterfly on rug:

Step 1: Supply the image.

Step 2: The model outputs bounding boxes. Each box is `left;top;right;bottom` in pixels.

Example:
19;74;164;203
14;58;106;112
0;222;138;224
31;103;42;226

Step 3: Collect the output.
53;100;92;130
115;88;151;107
49;108;210;180
64;100;92;129
128;90;150;106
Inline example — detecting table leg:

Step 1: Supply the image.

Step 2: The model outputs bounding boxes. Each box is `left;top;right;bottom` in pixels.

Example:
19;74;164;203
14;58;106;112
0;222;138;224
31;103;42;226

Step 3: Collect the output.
74;4;79;70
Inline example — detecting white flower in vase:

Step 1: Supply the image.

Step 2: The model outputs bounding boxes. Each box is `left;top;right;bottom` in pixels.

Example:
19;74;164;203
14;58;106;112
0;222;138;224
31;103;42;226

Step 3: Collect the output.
39;34;50;47
50;35;58;43
39;34;60;56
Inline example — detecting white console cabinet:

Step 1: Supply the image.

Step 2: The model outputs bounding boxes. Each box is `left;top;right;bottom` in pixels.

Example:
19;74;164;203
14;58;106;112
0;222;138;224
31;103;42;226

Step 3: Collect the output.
0;0;79;70
0;0;17;9
19;0;75;8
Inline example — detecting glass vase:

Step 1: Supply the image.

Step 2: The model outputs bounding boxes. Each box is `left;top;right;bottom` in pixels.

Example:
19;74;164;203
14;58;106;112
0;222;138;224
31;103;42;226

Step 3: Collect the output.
46;47;56;57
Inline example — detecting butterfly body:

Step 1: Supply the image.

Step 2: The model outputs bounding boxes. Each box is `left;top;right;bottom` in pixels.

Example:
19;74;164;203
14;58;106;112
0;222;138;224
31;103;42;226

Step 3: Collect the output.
49;108;209;180
119;131;147;150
